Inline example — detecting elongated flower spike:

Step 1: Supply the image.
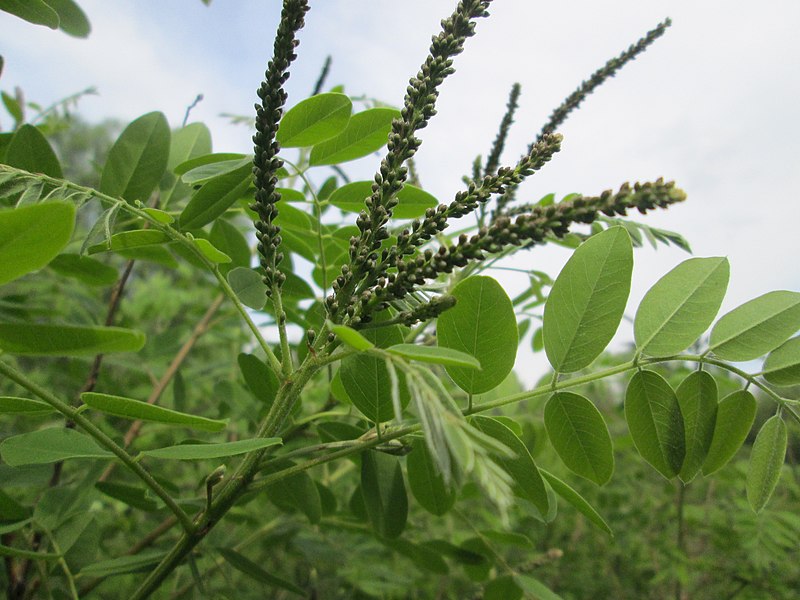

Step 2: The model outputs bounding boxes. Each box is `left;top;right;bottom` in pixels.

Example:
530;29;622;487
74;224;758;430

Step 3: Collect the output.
252;0;310;296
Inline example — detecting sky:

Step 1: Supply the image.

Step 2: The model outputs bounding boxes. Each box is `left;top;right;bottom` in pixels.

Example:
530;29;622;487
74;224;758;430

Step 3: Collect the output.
1;0;798;384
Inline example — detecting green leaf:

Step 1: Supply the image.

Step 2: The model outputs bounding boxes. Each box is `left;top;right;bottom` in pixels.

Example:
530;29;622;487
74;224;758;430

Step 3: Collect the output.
81;392;227;432
48;254;118;286
386;539;449;575
624;370;685;479
0;428;114;466
762;336;800;386
264;468;322;524
514;574;564;600
676;370;718;483
746;415;787;513
180;157;251;186
88;229;170;255
218;548;304;596
237;353;279;407
0;323;144;356
708;291;800;361
539;469;612;536
328;321;374;350
0;543;60;561
100;112;171;203
277;92;352;147
179;162;252;230
44;0;91;37
484;575;523;600
438;276;517;394
192;237;230;263
173;152;245;176
361;450;408;539
328;180;438;219
141;437;281;460
0;0;58;29
340;317;410;423
386;343;481;370
0;202;75;286
471;416;549;516
95;481;159;512
227;267;267;310
0;396;54;415
406;438;457;516
78;551;166;578
702;390;757;476
309;107;399;166
543;227;633;372
634;257;729;357
5;124;63;177
209;219;250;274
160;122;212;207
1;92;23;125
544;392;614;485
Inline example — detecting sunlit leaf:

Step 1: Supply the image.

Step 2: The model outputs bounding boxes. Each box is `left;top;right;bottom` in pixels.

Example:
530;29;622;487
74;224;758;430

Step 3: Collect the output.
0;323;145;355
387;343;481;369
762;336;800;387
544;227;632;372
634;257;729;357
0;202;75;286
81;392;228;432
309;107;399;166
328;180;437;219
328;321;374;351
277;92;352;147
5;124;63;177
746;415;787;513
544;392;614;485
624;370;685;479
0;396;54;415
709;291;800;361
438;276;517;394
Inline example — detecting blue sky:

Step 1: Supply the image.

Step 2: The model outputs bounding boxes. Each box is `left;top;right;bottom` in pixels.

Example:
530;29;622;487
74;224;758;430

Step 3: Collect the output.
2;0;798;382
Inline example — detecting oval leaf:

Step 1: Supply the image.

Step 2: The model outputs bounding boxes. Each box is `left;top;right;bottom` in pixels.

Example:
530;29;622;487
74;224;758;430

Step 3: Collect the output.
0;396;54;415
544;392;614;485
634;257;729;357
0;202;75;285
624;370;685;479
0;0;59;29
328;321;374;351
437;276;517;394
543;227;633;373
192;237;230;263
48;254;118;286
762;336;800;387
309;107;399;166
702;390;757;476
100;112;171;203
237;353;279;407
361;451;408;539
387;343;480;369
180;157;251;186
675;370;718;483
328;180;438;219
264;468;322;524
406;439;457;516
277;92;352;147
471;416;549;516
179;162;252;230
340;317;410;423
746;415;787;513
160;122;213;208
5;124;63;177
141;437;281;460
709;291;800;361
0;428;114;466
46;0;91;37
227;267;267;310
81;392;227;432
539;469;612;536
218;548;304;596
0;323;145;356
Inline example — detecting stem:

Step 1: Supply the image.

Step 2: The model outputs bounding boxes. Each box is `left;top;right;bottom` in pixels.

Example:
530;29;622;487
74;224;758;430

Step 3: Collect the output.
675;480;686;600
0;361;195;533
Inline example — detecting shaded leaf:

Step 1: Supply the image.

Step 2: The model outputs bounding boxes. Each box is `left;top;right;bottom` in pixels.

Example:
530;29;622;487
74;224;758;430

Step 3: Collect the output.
100;112;171;203
624;370;685;479
0;202;75;286
179;162;252;229
78;551;166;578
762;336;800;387
5;124;63;177
81;392;227;432
160;122;213;207
544;392;614;485
746;415;787;513
265;468;322;524
540;469;612;535
95;481;159;512
635;257;729;357
438;276;517;394
406;438;457;516
703;390;757;476
514;574;564;600
45;0;91;37
676;370;717;483
0;0;58;30
328;180;437;219
218;547;304;596
709;291;800;361
0;396;54;415
361;450;408;539
237;352;279;407
227;267;267;310
386;343;481;370
48;253;118;286
0;323;144;355
0;428;113;466
543;227;633;372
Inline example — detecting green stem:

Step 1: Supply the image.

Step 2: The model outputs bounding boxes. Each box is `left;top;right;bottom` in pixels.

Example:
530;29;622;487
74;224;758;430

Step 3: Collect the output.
271;283;294;378
0;360;195;533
